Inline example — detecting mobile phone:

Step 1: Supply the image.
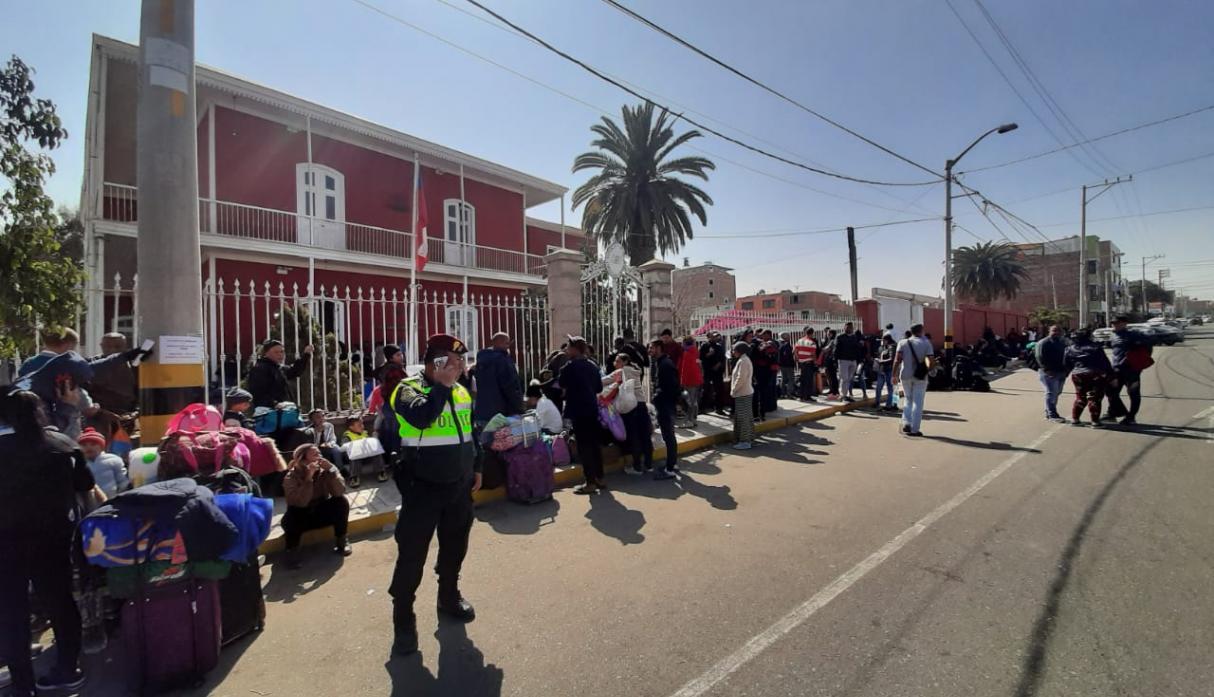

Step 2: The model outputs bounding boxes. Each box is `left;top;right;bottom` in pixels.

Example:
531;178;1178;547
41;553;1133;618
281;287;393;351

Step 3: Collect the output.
140;339;155;352
434;356;449;369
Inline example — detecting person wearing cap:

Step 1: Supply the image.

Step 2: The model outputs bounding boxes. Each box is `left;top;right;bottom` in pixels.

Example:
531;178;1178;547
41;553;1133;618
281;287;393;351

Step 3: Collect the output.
246;339;313;409
78;427;129;498
388;333;482;657
558;336;605;494
223;388;255;429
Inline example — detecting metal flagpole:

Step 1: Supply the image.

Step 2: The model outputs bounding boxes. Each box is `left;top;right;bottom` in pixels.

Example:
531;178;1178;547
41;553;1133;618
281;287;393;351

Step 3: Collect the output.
460;163;468;314
409;153;420;365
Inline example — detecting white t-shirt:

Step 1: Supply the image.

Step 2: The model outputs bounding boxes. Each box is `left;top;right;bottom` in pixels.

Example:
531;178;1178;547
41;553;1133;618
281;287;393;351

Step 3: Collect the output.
534;396;564;433
896;336;934;382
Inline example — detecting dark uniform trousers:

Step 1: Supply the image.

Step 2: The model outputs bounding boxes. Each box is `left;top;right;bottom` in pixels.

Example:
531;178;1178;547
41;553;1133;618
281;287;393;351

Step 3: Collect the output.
388;475;474;605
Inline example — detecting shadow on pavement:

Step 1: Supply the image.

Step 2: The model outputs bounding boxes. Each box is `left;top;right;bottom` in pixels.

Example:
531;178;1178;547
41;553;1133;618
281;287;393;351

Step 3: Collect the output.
677;472;737;511
475;497;561;535
263;552;345;604
921;435;1042;453
585;491;646;545
386;620;504;697
1013;434;1163;697
1105;423;1212;441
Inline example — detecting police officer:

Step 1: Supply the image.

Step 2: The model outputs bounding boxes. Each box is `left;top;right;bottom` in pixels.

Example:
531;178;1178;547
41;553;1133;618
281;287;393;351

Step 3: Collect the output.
389;334;482;657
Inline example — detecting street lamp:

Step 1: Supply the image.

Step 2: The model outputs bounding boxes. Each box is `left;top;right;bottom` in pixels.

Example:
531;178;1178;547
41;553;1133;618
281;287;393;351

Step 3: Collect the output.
943;122;1018;369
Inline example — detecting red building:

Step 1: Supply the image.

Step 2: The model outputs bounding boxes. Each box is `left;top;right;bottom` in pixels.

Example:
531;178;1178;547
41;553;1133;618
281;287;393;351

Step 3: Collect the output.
80;35;581;393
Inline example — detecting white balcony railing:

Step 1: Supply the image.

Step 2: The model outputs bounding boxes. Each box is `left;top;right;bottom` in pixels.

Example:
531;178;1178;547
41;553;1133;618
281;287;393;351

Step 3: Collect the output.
102;182;544;277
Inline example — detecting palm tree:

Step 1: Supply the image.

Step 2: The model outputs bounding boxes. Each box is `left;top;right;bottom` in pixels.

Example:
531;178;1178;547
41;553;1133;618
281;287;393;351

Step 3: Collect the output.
571;103;714;265
952;241;1030;305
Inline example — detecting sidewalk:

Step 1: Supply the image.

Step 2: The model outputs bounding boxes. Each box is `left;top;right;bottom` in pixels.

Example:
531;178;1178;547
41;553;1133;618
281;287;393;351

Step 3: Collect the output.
261;394;873;553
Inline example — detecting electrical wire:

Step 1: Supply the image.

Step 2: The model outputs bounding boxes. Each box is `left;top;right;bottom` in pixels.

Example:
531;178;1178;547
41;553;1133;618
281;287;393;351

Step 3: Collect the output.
954;96;1212;174
345;0;941;216
598;0;943;180
972;0;1121;177
943;0;1102;178
457;0;939;187
428;0;939;216
697;216;938;239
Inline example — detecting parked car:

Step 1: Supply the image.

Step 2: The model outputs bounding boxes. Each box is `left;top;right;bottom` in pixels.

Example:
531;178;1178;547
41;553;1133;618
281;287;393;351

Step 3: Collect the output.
1188;317;1203;326
1128;323;1182;346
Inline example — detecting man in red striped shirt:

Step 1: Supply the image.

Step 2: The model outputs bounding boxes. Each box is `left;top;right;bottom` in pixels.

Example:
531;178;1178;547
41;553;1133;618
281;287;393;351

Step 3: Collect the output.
794;327;820;402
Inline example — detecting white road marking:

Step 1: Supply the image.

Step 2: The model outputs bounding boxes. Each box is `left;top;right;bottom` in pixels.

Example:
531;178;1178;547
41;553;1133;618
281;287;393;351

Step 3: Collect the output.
1195;406;1214;445
667;425;1064;697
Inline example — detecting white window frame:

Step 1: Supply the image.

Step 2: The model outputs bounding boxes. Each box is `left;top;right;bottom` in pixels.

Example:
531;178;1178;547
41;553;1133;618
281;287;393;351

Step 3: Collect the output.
445;305;479;352
443;199;476;267
296;163;346;249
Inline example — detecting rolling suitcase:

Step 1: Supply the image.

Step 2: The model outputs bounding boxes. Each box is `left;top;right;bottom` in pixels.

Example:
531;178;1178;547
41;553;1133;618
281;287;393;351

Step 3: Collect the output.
503;440;555;504
123;578;221;695
219;556;266;646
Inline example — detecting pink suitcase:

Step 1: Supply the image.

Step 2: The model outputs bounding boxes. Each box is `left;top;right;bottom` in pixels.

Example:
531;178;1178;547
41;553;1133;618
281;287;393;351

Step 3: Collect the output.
123;577;221;695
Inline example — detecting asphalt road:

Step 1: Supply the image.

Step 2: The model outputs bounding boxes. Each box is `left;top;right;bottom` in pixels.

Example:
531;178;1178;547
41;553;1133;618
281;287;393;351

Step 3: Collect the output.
79;329;1214;697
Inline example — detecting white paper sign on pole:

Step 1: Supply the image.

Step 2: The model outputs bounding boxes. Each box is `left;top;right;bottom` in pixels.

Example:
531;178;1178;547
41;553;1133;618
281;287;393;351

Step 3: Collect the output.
158;335;205;365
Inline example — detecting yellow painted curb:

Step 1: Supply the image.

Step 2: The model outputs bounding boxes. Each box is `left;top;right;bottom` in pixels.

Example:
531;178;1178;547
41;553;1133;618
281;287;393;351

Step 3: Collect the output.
260;399;874;555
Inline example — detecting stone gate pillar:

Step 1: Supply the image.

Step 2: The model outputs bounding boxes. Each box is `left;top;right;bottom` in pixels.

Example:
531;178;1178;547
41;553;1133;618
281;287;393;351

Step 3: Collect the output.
545;249;584;350
639;258;676;341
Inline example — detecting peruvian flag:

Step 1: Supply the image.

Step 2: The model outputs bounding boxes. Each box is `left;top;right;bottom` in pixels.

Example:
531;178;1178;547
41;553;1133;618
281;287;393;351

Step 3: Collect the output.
414;172;429;272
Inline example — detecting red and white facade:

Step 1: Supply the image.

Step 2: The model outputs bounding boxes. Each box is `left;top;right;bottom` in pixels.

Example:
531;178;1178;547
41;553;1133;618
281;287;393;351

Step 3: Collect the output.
79;35;582;394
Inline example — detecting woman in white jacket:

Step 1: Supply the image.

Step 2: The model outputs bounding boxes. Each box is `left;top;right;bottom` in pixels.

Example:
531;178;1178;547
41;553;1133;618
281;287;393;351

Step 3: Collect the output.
603;353;652;473
730;341;756;450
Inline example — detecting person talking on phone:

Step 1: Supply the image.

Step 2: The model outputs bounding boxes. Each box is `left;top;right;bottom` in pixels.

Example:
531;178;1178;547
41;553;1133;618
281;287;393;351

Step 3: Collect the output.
387;334;482;657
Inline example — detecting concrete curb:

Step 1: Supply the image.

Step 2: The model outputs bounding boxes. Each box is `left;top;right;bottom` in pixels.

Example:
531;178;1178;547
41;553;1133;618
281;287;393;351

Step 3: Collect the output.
259;398;872;554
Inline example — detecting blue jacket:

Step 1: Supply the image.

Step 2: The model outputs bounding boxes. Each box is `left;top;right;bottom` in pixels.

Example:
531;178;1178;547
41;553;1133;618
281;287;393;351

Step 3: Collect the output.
559;357;602;421
472;347;524;424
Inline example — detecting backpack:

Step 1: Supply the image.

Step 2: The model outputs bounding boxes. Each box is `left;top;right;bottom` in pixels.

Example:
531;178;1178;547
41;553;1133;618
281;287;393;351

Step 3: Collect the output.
1126;345;1154;372
165;403;223;435
157;431;250;479
224;427;286;476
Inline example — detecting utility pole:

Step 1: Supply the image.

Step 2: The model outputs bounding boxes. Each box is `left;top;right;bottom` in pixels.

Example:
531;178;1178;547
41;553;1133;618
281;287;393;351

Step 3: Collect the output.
1104;267;1112;326
1079;176;1130;327
846;226;858;304
136;0;204;440
1141;254;1164;317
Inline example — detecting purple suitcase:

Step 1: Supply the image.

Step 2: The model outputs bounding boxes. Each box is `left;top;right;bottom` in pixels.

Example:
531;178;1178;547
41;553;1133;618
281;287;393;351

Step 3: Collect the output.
123;578;221;695
504;441;555;504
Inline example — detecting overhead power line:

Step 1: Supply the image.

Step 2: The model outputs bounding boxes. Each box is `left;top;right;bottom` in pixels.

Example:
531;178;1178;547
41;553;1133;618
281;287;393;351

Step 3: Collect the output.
458;0;938;187
698;216;938;239
348;0;941;216
427;0;939;216
1032;204;1214;228
960;104;1214;174
1005;149;1214;205
598;0;943;180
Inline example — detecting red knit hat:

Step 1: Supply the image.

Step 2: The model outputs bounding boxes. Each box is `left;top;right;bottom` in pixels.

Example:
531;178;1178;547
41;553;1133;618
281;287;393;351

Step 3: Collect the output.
78;427;106;447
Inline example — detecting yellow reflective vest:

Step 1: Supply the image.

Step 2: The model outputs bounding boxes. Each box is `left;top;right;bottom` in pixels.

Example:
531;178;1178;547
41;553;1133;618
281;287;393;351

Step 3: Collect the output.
390;377;473;447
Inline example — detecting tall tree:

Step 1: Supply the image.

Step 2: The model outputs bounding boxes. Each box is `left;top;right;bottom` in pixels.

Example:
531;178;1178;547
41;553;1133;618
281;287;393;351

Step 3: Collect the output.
952;241;1030;305
0;56;81;356
571;102;714;265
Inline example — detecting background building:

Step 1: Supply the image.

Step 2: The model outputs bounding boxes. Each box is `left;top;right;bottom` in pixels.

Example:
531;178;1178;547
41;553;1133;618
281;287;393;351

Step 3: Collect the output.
672;261;735;334
972;235;1123;326
734;289;853;317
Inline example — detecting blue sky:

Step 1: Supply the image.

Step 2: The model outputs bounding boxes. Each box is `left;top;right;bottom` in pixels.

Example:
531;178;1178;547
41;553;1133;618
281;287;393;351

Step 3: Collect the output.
5;0;1214;300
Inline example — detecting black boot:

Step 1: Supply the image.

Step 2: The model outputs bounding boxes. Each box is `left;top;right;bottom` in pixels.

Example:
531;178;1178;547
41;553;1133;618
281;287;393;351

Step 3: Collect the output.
437;585;476;623
391;604;418;656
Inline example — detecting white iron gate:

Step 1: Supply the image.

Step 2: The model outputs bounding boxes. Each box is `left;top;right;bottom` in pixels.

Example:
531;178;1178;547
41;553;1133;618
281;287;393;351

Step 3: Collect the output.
581;244;645;359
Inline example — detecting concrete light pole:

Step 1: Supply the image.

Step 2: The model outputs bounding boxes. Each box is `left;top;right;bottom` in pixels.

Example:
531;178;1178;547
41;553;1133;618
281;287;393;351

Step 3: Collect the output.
1141;255;1164;317
943;123;1017;363
136;0;204;440
1078;176;1129;327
